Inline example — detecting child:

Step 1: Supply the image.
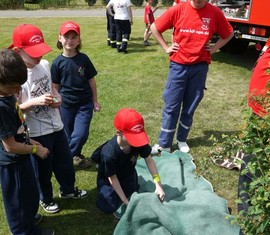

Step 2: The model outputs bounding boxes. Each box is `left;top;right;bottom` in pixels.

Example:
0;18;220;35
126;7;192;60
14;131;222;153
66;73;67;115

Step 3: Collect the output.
106;0;133;53
9;23;88;214
0;49;53;235
143;0;159;46
93;108;165;213
51;21;101;169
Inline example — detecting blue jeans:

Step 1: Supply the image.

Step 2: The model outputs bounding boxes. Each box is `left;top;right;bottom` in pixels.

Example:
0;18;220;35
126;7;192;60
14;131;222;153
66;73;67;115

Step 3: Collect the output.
31;129;75;203
158;61;208;148
60;102;94;156
96;171;139;213
0;158;41;235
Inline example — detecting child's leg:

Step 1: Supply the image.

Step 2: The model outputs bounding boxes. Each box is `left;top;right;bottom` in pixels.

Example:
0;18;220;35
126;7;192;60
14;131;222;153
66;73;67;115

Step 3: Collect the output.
0;158;40;234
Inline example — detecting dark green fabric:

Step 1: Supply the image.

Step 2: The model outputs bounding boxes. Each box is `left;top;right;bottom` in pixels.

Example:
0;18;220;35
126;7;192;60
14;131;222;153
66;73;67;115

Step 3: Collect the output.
113;150;240;235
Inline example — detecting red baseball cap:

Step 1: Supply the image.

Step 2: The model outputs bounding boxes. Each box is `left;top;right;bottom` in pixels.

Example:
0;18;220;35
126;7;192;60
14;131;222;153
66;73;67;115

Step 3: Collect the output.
8;24;52;58
114;108;149;147
60;21;80;35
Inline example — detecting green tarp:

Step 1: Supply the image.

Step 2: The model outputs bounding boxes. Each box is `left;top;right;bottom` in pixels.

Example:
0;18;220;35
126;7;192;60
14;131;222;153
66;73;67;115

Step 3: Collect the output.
113;151;240;235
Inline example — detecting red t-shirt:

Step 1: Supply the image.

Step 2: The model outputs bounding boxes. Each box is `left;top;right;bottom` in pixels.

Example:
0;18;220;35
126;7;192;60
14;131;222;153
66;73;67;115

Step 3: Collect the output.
154;2;233;64
144;4;155;24
248;47;270;116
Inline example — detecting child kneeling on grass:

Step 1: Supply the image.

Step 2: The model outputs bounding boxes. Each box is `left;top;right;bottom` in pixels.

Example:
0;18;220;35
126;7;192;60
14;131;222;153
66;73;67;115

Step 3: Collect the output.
93;108;165;215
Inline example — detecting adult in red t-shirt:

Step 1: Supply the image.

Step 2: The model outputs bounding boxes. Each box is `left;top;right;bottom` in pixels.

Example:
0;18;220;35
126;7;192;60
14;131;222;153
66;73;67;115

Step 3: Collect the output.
150;0;234;154
248;39;270;116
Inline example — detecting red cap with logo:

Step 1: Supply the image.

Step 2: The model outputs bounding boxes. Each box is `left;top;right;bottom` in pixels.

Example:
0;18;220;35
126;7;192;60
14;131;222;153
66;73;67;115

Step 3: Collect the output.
114;108;149;147
8;24;52;58
60;21;80;35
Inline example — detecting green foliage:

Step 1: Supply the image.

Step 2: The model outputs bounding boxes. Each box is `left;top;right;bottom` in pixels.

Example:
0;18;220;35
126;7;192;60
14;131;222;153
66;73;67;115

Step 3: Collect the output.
161;0;173;7
152;0;158;7
85;0;97;6
131;0;143;7
39;0;71;8
0;0;23;9
209;95;270;235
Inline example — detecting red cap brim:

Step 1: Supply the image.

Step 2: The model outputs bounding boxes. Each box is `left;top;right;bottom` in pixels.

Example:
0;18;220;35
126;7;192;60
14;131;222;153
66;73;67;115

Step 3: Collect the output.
123;131;149;147
23;43;52;58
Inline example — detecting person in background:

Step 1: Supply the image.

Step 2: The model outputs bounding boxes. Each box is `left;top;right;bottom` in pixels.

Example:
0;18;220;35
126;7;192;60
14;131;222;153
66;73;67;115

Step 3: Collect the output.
51;21;101;169
106;0;117;48
9;23;88;214
107;0;133;53
0;49;53;235
143;0;159;46
150;0;234;154
94;108;165;215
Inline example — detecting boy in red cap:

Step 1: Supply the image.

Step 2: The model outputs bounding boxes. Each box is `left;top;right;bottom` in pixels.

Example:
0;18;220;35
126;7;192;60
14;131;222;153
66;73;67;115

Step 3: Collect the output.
92;108;165;215
9;23;88;215
51;20;101;169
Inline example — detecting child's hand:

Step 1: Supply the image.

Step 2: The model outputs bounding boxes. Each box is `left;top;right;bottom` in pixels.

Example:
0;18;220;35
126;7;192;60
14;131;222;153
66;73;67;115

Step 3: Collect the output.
36;145;50;160
50;96;62;108
94;101;101;112
155;183;165;202
33;94;54;106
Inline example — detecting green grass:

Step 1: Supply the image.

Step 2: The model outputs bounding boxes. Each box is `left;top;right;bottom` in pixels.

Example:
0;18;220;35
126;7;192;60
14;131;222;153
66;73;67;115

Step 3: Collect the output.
0;16;260;234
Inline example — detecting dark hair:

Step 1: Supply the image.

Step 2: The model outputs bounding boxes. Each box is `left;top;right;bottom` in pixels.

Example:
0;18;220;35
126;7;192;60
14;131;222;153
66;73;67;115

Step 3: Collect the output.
0;49;27;85
56;39;82;52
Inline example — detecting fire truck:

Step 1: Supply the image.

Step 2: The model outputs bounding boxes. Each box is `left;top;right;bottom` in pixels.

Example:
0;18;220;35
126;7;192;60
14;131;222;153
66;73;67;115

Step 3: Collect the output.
213;0;270;54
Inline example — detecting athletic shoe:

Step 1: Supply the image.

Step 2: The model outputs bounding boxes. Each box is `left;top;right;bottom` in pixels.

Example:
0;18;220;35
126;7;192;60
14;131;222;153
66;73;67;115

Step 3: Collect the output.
177;141;190;153
41;228;55;235
73;154;91;169
59;187;88;199
113;211;121;220
40;201;60;214
151;144;171;155
143;40;150;46
34;214;43;226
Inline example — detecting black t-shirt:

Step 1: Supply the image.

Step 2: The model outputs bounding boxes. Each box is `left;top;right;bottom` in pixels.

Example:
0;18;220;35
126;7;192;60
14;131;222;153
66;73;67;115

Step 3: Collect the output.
0;96;28;165
98;136;151;180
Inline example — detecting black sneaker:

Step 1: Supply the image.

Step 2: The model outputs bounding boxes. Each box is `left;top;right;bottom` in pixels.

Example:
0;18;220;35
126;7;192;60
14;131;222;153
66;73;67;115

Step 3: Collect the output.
73;154;91;169
41;228;55;235
34;214;43;226
40;201;60;214
59;187;88;199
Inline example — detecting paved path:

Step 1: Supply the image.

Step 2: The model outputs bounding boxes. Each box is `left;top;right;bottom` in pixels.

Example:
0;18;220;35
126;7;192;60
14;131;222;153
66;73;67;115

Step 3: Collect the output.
0;8;166;18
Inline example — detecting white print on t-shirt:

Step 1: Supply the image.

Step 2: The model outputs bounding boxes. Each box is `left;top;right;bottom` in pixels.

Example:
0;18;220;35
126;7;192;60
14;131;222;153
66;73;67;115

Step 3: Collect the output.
179;28;209;35
202;18;210;30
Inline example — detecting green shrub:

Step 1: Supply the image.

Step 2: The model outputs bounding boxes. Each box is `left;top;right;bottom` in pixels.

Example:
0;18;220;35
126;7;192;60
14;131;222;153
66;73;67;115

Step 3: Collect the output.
0;0;23;9
161;0;173;6
85;0;96;6
209;94;270;235
152;0;158;7
39;0;71;8
131;0;143;7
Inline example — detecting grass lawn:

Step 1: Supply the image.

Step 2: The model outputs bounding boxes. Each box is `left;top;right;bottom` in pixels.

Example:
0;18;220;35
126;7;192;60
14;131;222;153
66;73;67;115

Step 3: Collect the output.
0;15;260;235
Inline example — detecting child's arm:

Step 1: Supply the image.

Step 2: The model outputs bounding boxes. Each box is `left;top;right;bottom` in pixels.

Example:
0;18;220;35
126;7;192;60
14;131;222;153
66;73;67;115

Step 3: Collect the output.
144;156;165;202
128;6;133;25
108;174;129;205
2;136;49;159
88;78;101;112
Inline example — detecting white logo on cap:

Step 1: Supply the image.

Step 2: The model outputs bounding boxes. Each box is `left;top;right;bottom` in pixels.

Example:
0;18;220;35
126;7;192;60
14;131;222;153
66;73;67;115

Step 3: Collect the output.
131;124;143;133
65;23;76;29
29;35;43;44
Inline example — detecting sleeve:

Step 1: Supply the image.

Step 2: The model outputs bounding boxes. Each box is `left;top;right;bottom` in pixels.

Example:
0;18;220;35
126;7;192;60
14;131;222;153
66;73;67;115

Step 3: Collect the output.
84;55;98;80
138;144;152;159
50;59;61;84
215;8;233;39
154;6;176;33
101;144;118;177
0;106;17;140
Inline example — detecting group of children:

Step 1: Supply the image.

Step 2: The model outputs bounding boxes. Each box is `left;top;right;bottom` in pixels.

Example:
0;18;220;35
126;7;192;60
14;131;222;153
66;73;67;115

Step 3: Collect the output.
0;19;165;235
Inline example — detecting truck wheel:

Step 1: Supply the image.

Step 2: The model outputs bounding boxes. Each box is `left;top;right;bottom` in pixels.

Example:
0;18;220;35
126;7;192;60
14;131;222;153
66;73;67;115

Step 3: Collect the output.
222;37;249;54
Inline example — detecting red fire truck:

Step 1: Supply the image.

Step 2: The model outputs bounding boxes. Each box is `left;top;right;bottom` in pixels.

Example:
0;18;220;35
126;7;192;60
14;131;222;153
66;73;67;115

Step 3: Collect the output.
214;0;270;54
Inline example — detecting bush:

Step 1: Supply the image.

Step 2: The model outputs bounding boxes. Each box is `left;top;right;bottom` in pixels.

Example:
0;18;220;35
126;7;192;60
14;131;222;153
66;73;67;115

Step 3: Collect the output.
0;0;23;9
131;0;143;7
85;0;96;6
152;0;158;7
161;0;173;6
209;94;270;235
39;0;70;8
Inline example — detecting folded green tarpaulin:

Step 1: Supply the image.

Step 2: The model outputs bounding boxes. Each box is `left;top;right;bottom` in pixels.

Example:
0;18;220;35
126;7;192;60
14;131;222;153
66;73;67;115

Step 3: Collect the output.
113;150;240;235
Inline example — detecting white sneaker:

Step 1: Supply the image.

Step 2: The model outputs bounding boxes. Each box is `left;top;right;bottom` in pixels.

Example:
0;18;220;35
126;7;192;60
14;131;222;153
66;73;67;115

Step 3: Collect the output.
177;141;190;153
151;144;171;155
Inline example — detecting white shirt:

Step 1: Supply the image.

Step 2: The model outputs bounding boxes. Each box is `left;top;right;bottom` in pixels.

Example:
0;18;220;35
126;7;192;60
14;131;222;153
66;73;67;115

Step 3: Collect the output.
108;0;132;20
20;59;63;137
